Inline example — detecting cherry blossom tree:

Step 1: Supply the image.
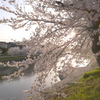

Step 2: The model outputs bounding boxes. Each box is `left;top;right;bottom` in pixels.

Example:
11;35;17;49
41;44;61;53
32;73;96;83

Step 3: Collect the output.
20;46;31;55
0;0;100;98
8;47;21;56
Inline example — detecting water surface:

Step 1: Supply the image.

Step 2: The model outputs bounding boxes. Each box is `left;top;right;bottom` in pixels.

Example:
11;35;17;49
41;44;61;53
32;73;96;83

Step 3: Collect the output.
0;70;60;100
0;74;36;100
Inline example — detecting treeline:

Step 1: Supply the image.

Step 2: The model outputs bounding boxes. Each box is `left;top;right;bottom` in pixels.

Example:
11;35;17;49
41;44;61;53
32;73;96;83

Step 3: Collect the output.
0;47;8;54
0;46;31;56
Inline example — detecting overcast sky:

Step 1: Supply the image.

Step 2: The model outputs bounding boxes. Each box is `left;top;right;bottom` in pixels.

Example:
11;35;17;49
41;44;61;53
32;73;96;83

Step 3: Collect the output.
0;0;32;42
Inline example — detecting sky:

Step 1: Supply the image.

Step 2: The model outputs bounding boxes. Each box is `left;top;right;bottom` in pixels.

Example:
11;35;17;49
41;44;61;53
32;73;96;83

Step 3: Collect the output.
0;0;33;42
0;24;32;42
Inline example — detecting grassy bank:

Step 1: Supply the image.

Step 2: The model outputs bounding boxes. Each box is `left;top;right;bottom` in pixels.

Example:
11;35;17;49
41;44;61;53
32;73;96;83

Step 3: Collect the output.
49;67;100;100
0;56;26;62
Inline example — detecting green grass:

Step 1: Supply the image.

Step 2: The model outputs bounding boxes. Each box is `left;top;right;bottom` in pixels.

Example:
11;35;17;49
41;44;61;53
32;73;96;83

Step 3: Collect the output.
49;67;100;100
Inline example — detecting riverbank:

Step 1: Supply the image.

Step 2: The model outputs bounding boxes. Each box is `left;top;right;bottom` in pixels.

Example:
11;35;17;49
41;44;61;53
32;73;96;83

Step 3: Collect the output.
0;56;26;78
0;56;34;81
0;75;2;80
49;67;100;100
24;56;98;100
0;55;26;62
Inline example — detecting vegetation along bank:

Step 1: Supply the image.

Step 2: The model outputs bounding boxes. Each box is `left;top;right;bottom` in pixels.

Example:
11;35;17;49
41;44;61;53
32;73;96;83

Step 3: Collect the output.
49;67;100;100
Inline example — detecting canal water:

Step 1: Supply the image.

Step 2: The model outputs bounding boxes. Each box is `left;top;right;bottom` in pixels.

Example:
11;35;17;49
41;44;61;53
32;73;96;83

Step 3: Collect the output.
0;70;60;100
0;73;36;100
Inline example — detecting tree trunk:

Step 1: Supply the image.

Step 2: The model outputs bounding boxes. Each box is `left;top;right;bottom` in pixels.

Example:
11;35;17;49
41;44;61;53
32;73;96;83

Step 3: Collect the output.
91;34;100;67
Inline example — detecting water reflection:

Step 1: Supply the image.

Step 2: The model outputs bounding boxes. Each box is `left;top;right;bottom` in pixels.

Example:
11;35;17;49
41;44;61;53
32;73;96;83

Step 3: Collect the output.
0;70;60;100
0;73;36;100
